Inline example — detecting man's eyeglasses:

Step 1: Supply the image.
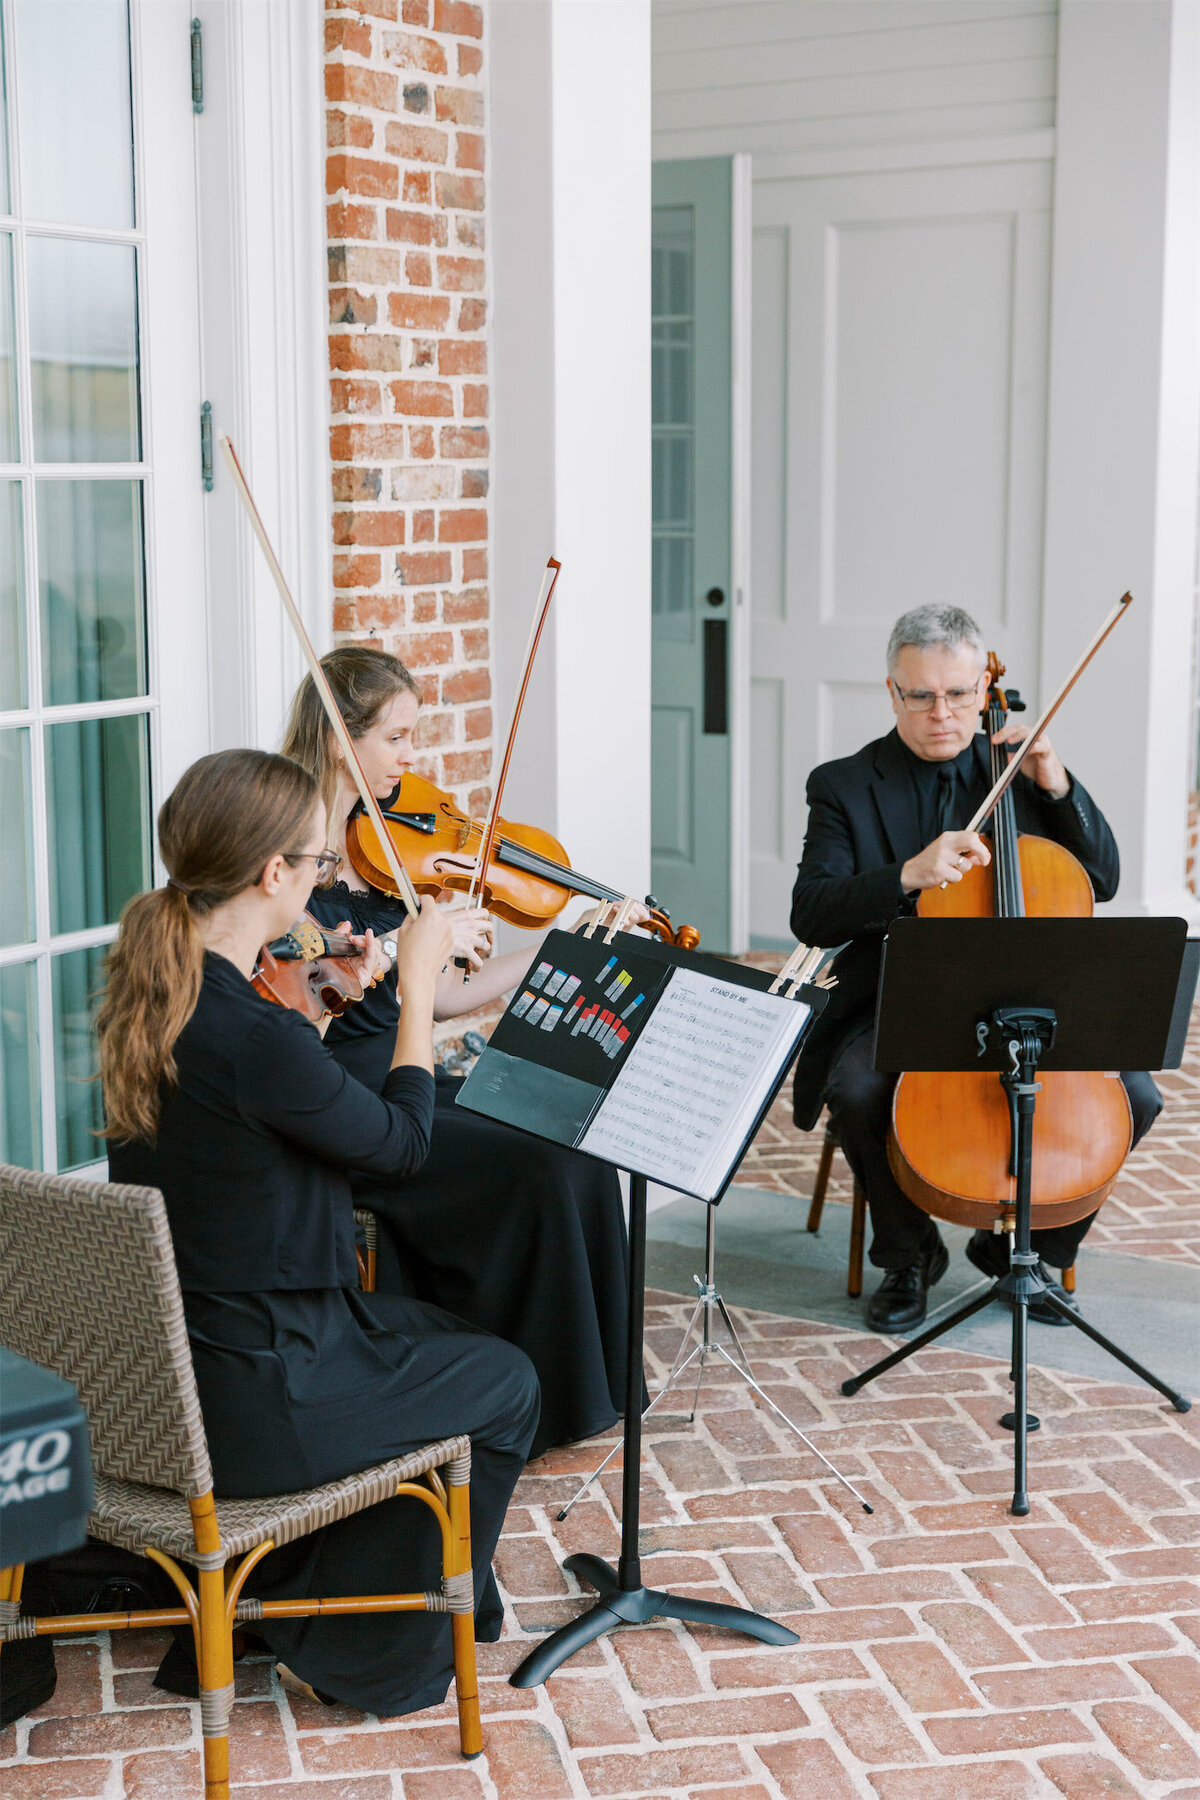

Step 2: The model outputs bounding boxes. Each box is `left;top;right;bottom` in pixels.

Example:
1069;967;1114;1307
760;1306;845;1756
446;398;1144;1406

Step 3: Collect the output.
285;849;343;881
891;676;984;715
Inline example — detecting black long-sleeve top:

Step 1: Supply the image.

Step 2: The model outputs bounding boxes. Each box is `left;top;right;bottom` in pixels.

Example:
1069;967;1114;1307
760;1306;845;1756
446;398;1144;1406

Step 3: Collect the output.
107;952;435;1292
788;728;1120;1128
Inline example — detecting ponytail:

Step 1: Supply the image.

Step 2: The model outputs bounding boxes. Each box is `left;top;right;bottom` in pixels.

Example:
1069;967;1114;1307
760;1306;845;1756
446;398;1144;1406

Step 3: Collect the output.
96;886;205;1143
96;748;319;1143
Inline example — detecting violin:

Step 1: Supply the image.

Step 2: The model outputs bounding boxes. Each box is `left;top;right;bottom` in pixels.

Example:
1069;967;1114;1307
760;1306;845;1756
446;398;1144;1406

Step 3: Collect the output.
346;770;700;950
252;913;368;1024
888;651;1132;1232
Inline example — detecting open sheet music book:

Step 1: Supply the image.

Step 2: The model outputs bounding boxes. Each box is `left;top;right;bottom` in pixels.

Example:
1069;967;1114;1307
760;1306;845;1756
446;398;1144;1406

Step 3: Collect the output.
456;929;824;1203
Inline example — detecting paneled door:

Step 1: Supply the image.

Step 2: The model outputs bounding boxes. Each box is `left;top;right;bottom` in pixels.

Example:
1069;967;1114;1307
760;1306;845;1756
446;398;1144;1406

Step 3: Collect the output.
0;0;206;1172
749;157;1052;945
651;158;733;951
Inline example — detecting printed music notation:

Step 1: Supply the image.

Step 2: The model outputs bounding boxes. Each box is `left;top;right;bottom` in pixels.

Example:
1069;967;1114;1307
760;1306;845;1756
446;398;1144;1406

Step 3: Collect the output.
579;969;811;1200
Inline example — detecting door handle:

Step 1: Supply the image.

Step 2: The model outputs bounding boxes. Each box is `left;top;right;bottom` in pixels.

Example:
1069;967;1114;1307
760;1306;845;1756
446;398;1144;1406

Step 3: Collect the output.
703;617;728;735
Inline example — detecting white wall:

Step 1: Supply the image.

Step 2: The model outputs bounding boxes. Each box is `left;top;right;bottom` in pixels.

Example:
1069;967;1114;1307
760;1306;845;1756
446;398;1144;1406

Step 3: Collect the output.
653;0;1058;159
1041;0;1200;919
490;0;653;911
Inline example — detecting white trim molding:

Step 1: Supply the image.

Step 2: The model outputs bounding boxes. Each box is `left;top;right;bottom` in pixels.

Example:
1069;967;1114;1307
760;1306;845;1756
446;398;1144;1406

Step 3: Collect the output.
193;0;331;757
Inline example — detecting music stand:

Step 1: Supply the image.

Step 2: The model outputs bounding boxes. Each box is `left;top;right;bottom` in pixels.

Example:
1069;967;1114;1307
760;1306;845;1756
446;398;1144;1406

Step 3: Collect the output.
841;917;1192;1517
509;1170;800;1686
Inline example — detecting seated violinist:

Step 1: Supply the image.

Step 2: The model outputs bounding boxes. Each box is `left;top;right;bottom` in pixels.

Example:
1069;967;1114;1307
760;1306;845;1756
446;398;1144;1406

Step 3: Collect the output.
790;604;1161;1334
100;748;539;1712
283;646;647;1459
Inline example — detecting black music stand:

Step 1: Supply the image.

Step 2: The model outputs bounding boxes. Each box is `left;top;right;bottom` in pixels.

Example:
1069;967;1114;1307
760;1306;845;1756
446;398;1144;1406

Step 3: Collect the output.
841;917;1192;1517
509;1169;799;1686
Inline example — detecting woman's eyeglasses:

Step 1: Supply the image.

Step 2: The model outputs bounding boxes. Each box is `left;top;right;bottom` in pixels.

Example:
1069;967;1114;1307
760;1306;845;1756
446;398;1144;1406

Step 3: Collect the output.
284;849;343;881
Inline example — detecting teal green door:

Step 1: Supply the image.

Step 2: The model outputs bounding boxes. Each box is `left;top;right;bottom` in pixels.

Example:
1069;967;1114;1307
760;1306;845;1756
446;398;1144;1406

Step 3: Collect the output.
651;158;732;951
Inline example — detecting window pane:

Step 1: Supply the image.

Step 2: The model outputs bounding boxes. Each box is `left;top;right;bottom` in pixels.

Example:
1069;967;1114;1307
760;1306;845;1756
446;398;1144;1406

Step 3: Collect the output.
38;480;145;705
0;729;33;946
0;960;39;1168
0;481;25;708
52;943;105;1170
46;711;150;935
15;0;133;230
0;15;10;216
0;234;17;462
29;238;140;463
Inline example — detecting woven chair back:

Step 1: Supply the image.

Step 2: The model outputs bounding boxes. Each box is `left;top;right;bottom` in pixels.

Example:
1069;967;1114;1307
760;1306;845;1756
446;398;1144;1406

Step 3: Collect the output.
0;1163;212;1498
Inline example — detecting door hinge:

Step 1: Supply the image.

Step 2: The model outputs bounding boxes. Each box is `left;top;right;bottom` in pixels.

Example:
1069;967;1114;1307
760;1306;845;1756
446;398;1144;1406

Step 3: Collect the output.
200;401;214;491
191;17;204;113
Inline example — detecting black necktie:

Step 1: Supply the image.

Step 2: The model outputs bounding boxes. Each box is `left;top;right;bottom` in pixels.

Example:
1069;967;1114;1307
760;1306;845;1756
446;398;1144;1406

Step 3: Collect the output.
936;766;958;835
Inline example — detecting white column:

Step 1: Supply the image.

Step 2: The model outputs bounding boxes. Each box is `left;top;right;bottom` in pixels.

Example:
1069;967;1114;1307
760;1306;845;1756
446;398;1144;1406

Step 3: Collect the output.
490;0;652;909
1041;0;1200;920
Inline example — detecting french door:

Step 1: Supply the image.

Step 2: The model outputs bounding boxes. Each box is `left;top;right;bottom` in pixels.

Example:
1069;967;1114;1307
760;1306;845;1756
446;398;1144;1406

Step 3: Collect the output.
0;0;206;1173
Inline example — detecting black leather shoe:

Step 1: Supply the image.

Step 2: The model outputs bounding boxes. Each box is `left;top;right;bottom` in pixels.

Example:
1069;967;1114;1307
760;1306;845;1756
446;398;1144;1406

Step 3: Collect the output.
866;1238;949;1333
965;1230;1078;1327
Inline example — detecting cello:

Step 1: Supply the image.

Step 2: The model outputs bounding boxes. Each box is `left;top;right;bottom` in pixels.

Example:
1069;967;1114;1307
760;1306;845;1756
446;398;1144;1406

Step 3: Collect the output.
888;646;1132;1234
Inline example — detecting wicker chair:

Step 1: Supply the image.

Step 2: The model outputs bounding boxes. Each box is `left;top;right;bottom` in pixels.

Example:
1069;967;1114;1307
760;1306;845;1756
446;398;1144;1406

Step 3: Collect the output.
0;1164;482;1799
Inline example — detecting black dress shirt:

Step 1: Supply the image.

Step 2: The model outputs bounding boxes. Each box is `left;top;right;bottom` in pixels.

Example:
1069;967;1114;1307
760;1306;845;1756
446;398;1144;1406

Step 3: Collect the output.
107;952;435;1291
788;728;1119;1129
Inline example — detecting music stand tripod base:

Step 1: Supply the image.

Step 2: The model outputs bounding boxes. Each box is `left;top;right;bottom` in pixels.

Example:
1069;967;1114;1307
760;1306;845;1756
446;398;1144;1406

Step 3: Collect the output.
842;1000;1190;1518
510;1173;800;1687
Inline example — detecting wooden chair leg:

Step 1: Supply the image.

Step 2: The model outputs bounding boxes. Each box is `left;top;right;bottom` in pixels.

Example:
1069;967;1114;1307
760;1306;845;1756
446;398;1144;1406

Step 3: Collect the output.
446;1459;482;1757
1062;1264;1076;1294
847;1185;867;1299
807;1129;836;1233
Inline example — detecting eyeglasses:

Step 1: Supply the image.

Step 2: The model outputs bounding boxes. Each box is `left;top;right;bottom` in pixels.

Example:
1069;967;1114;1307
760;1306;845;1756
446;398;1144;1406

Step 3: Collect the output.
891;676;983;714
284;849;343;881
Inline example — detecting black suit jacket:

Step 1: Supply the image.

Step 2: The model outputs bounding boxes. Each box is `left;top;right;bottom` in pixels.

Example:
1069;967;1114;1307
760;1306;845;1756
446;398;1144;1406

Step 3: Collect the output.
789;729;1119;1129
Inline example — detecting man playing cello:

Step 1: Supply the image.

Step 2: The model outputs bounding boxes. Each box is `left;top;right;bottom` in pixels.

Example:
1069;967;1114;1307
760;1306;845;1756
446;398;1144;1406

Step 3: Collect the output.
791;604;1162;1333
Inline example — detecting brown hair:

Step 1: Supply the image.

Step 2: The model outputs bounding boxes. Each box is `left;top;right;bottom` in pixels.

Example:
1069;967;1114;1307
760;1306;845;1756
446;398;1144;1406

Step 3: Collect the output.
96;749;319;1144
281;646;420;832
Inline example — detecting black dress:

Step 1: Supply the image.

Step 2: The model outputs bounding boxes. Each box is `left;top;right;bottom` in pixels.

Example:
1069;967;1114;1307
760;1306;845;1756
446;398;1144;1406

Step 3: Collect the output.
307;879;634;1457
107;952;540;1716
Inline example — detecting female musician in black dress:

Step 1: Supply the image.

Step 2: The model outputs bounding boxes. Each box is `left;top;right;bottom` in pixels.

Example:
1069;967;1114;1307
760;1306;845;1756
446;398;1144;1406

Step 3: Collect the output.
99;748;539;1715
282;648;639;1458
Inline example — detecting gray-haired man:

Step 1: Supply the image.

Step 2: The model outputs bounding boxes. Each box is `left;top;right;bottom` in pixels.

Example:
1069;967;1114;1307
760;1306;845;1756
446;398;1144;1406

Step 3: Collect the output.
790;604;1161;1334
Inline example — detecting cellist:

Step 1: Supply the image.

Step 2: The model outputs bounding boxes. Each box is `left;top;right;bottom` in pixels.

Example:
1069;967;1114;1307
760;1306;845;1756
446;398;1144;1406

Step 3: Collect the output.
790;603;1161;1334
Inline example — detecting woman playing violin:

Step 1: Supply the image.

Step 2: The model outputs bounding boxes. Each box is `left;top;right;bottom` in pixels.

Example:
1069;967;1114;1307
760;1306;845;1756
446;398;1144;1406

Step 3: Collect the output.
282;647;643;1458
99;748;539;1713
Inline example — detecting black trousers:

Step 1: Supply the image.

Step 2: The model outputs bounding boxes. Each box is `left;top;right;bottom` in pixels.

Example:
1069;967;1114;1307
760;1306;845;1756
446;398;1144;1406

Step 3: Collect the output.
824;1027;1163;1271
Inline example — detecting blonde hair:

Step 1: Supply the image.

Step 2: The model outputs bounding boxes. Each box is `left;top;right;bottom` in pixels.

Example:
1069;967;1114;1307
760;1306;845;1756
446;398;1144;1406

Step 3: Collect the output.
281;646;420;832
96;749;319;1144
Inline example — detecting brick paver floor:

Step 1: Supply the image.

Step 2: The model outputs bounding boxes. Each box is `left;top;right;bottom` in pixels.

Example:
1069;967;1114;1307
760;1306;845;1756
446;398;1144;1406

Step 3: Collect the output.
6;1294;1200;1799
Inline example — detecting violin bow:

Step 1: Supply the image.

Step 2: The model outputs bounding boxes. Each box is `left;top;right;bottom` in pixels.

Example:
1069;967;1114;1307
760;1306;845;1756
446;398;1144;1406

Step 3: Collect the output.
219;435;423;920
966;591;1134;834
466;557;562;910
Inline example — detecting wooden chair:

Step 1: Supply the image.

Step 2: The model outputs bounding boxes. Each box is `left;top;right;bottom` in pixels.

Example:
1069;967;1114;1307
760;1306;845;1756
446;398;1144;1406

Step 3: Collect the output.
354;1206;378;1291
806;1121;868;1297
0;1164;481;1799
805;1121;1078;1297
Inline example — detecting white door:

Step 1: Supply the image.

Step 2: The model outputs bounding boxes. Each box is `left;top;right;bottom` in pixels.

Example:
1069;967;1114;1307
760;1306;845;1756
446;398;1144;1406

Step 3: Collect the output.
749;157;1052;945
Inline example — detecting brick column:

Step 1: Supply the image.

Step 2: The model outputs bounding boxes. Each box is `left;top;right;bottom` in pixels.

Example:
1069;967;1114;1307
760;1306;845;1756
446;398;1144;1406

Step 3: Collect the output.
325;0;491;812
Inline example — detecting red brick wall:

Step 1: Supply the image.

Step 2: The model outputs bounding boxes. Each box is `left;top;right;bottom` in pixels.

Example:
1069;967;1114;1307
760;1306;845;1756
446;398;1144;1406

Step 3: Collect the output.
325;0;491;812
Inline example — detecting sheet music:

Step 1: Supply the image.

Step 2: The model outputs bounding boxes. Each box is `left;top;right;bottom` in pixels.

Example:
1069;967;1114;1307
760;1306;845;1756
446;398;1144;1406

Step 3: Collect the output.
579;968;810;1200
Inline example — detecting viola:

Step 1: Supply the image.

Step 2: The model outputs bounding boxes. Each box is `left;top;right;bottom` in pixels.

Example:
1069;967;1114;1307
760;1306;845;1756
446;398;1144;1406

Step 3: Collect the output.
346;771;700;950
888;651;1131;1232
252;912;368;1023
